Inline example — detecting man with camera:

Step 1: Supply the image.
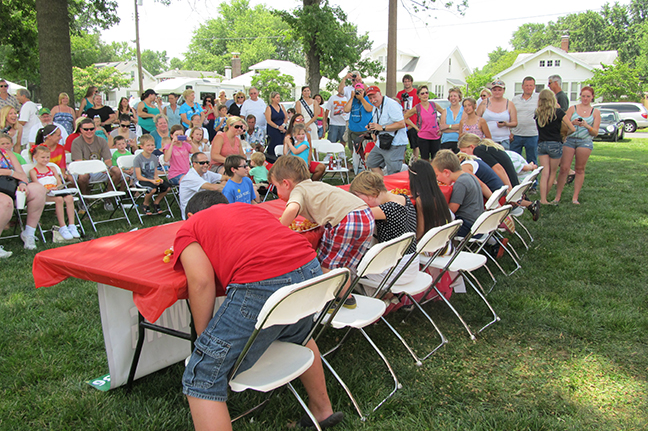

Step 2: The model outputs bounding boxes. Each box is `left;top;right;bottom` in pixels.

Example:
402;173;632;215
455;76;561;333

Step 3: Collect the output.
396;74;420;161
364;86;408;176
338;71;364;100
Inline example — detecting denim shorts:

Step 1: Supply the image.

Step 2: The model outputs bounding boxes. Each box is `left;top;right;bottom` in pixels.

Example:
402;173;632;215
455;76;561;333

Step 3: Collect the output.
182;258;322;402
564;136;594;150
168;174;183;186
537;141;563;159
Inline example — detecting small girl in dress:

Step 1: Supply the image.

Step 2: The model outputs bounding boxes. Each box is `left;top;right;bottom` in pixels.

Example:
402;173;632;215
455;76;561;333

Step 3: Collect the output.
93;115;109;141
349;171;419;289
459;98;491;139
28;145;80;240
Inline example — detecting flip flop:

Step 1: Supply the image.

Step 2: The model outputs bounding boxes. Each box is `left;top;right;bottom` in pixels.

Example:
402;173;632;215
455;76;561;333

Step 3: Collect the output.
142;205;153;216
299;412;344;429
572;200;580;205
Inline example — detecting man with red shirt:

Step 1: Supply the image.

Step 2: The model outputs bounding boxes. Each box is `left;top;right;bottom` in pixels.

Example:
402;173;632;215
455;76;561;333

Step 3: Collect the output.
174;191;343;431
396;74;420;160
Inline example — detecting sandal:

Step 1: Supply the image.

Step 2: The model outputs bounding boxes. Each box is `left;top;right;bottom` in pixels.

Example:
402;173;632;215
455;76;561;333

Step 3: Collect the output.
142;205;153;216
153;203;163;214
299;412;344;429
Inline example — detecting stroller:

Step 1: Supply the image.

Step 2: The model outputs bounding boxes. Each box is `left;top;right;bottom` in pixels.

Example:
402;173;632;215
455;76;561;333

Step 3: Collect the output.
351;133;376;175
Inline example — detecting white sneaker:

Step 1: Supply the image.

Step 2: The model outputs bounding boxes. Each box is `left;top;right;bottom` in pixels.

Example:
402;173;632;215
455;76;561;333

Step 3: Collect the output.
20;232;37;250
67;224;81;238
58;225;74;240
0;246;12;258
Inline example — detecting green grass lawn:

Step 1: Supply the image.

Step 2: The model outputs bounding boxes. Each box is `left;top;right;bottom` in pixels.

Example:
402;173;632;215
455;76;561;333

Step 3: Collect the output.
1;140;647;430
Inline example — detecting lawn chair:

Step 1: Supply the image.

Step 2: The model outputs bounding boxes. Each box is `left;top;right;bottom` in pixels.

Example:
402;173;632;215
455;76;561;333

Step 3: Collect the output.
67;160;130;232
316;233;415;416
227;268;350;430
317;141;350;183
423;206;511;340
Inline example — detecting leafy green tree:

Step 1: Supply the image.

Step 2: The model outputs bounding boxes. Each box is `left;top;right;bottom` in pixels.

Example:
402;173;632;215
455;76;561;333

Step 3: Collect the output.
185;0;301;74
70;32;134;69
141;50;169;76
169;57;185;70
250;69;295;103
275;0;380;95
588;62;646;102
72;65;131;103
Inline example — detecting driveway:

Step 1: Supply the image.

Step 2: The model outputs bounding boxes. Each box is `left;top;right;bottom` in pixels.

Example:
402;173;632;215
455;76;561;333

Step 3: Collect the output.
625;132;648;139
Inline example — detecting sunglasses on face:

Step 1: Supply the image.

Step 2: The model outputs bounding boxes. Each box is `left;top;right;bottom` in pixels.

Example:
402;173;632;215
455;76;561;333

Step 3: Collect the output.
419;92;428;95
195;161;209;165
82;127;95;131
238;164;249;169
0;85;7;88
120;124;130;128
234;124;245;130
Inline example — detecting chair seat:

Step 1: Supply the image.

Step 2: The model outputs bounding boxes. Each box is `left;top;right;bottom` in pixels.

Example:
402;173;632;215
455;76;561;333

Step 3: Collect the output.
511;207;524;217
229;341;314;393
389;271;433;296
427;251;487;272
325;168;349;173
81;191;126;199
321;294;386;329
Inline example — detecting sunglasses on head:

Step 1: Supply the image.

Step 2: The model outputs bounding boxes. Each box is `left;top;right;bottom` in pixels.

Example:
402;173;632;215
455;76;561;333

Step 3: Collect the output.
82;127;95;131
234;124;245;130
195;161;209;165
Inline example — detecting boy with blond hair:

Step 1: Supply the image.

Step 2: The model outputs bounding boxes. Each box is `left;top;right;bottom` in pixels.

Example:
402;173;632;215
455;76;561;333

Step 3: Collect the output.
270;156;374;288
432;149;484;237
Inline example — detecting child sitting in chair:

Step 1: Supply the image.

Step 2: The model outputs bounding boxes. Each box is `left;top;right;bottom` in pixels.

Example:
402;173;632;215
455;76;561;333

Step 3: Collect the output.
28;144;80;240
222;154;258;204
133;134;170;215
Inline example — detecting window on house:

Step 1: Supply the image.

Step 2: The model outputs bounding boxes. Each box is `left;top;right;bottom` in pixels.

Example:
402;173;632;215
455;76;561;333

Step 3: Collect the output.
539;60;545;67
448;58;452;73
570;82;580;101
555;60;561;67
131;71;135;78
547;60;553;67
378;55;385;66
434;85;444;96
514;82;523;96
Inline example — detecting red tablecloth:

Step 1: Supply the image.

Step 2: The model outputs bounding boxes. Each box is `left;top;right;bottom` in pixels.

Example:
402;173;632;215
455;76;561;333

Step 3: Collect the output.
338;170;453;203
33;172;449;322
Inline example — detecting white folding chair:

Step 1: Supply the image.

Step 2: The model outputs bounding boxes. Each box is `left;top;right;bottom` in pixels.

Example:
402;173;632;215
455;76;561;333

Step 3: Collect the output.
67;160;130;232
506;179;537;249
316;233;415;417
274;145;284;158
484;185;509;211
424;206;512;340
311;139;328;161
117;155;146;224
227;269;350;430
20;148;30;162
317;141;350;183
42;162;85;237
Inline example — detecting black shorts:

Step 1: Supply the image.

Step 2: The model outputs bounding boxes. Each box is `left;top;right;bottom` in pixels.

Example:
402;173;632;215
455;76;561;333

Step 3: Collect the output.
137;179;170;193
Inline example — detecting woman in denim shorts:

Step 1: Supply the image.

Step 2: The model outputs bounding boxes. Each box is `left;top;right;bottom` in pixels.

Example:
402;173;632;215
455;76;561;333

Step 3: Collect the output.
555;86;600;204
534;89;574;204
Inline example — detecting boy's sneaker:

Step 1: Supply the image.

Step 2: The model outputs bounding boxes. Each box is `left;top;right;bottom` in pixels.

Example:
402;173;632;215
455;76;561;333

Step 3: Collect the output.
342;295;357;309
528;200;540;221
67;224;81;238
58;225;74;240
0;246;12;258
104;201;114;211
20;232;37;250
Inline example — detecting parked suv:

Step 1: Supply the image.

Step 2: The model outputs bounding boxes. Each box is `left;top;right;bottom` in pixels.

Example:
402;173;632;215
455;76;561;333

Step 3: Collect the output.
592;102;648;133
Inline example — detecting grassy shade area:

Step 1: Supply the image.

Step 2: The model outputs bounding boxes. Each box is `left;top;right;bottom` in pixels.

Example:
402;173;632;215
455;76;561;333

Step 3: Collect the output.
1;139;647;430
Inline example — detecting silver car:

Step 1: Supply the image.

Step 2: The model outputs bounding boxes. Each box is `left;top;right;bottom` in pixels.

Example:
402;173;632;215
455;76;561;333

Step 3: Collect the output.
592;102;648;133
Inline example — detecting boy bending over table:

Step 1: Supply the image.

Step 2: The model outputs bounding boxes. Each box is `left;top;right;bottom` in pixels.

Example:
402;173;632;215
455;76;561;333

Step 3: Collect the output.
269;156;375;307
174;191;343;430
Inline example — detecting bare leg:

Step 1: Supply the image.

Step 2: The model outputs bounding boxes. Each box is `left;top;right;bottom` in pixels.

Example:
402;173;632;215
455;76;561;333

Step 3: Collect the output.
311;163;326;181
554;146;575;203
77;174;91;195
371;167;383;176
300;339;335;422
538;154;551;204
187;397;232;431
153;189;168;205
52;196;66;226
0;194;13;230
25;183;46;228
572;147;592;204
64;195;75;225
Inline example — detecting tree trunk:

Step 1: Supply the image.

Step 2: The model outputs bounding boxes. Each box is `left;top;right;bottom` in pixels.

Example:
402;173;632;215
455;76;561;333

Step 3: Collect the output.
303;0;321;94
36;0;74;108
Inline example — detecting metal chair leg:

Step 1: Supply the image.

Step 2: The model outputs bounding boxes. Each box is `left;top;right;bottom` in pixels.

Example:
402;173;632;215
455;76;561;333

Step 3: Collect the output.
320;356;366;421
358;328;402;412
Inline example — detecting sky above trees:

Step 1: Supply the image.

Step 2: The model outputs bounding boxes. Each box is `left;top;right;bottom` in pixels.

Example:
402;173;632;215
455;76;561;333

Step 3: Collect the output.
100;0;630;70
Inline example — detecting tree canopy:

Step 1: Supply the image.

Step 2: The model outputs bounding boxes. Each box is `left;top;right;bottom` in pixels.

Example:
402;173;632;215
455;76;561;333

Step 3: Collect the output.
251;69;295;103
589;62;646;102
184;0;302;74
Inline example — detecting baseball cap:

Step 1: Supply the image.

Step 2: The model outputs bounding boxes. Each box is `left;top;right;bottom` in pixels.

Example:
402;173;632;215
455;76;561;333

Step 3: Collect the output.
365;86;381;95
38;107;51;116
354;83;365;90
490;79;506;89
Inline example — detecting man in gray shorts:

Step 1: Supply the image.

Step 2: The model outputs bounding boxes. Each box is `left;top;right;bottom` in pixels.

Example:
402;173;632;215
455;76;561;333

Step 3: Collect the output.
70;117;123;195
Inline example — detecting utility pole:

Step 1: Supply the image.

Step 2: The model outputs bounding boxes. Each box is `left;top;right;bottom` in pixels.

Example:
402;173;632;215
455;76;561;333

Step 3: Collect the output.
386;0;397;98
134;0;144;96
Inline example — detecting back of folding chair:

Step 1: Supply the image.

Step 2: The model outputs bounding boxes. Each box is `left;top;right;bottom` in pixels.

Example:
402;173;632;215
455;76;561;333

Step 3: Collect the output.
472;205;512;238
356;233;415;281
68;160;109;176
484;185;509;210
417;219;463;256
274;145;284;158
504;182;533;205
523;166;543;184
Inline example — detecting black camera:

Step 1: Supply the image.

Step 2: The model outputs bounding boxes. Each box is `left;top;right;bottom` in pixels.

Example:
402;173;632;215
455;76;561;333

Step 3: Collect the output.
355;89;362;96
351;73;357;79
401;92;410;102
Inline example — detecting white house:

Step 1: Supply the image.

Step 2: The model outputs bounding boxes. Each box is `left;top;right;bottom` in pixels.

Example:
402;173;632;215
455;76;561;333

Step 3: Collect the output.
94;61;156;107
219;59;330;101
362;44;472;98
154;70;221;83
496;41;618;104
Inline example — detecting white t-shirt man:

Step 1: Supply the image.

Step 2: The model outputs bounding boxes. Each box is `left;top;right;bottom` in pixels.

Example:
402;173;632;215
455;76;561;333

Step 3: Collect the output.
19;101;39;147
373;96;408;147
511;92;539;137
240;99;267;129
325;94;350;126
28;122;69;146
179;167;222;219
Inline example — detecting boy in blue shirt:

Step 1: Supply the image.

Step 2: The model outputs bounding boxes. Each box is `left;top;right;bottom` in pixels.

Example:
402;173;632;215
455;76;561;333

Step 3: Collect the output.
222;154;258;204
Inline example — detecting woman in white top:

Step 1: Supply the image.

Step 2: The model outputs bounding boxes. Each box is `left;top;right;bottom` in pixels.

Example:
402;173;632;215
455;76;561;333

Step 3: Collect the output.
476;80;517;150
294;86;319;139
